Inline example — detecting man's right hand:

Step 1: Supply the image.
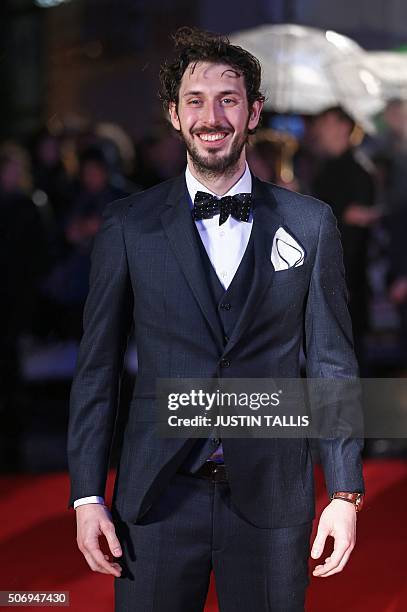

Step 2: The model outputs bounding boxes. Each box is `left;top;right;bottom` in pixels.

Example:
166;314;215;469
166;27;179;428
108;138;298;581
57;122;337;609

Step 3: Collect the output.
76;503;122;577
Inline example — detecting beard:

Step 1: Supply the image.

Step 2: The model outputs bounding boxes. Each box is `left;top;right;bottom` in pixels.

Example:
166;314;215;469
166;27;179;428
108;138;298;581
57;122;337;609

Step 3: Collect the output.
179;122;249;180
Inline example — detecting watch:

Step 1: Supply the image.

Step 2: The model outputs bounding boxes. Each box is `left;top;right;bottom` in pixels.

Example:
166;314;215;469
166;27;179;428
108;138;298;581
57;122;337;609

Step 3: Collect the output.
331;492;364;512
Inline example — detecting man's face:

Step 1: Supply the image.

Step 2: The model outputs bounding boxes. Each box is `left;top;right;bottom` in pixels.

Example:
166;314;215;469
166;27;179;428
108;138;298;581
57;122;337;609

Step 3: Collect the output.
311;112;352;157
81;161;108;193
169;61;262;177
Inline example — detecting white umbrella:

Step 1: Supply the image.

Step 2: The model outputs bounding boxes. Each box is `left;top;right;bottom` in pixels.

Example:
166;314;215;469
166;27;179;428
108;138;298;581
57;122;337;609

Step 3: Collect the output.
230;24;384;132
362;51;407;100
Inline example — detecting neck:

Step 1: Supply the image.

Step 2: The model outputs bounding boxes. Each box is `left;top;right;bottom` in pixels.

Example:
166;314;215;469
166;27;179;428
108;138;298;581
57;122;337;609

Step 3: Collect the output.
187;154;247;196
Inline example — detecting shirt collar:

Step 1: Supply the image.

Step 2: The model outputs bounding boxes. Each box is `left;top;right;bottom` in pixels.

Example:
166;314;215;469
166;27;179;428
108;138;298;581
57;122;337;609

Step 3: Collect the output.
185;162;252;208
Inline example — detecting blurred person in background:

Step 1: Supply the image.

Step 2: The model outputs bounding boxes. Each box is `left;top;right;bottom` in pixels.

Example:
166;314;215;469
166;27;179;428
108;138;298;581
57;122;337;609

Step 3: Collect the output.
369;99;407;215
31;128;74;224
69;146;127;224
247;130;300;191
134;124;186;188
387;207;407;367
95;122;140;196
0;142;48;470
40;146;129;340
293;115;327;195
367;99;407;369
311;107;380;372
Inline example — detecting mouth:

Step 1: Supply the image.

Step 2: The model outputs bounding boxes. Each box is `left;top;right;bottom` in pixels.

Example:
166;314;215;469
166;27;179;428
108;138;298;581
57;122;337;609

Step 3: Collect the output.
195;131;230;145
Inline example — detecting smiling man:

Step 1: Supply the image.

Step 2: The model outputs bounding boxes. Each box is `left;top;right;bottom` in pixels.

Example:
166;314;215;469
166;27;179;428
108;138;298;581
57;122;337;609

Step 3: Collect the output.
169;60;260;183
68;27;365;612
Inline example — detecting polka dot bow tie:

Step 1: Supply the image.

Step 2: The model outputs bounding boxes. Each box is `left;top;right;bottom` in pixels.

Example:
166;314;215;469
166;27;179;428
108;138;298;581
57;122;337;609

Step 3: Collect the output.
193;191;253;226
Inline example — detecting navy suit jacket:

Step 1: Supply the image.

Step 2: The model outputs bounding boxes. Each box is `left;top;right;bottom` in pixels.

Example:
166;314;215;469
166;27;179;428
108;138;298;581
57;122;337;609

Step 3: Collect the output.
67;174;364;528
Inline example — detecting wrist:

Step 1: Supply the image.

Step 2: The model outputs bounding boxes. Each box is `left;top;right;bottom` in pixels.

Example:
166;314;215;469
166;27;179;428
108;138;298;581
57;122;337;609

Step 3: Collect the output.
73;495;105;509
75;502;108;513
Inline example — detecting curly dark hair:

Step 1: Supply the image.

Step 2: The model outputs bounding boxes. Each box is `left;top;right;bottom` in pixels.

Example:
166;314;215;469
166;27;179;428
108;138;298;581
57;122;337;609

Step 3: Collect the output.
159;27;265;114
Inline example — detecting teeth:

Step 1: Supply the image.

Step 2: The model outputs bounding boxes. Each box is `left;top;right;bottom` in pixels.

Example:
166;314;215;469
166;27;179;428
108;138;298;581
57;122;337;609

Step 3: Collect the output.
198;133;226;142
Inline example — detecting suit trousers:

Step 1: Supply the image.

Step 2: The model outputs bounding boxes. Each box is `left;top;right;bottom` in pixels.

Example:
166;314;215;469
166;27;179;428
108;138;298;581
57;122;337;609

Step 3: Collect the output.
113;471;313;612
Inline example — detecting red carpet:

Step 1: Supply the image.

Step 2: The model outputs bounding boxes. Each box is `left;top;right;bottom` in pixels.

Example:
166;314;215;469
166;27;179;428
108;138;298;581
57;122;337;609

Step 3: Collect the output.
0;460;406;611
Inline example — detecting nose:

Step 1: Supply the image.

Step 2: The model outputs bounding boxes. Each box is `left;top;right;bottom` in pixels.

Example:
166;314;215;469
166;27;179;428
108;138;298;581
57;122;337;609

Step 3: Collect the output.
202;99;223;126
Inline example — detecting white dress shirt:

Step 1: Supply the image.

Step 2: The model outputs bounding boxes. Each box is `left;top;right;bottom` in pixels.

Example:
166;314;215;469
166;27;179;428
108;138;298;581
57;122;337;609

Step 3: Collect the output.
186;162;253;289
74;162;253;509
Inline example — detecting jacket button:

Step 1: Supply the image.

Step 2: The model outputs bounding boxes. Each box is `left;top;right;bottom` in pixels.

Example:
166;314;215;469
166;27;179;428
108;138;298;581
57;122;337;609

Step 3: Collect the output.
220;359;230;368
220;303;231;311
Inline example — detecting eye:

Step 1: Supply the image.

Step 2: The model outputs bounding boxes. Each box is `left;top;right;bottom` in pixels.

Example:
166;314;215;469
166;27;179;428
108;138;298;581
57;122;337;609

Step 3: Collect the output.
187;98;201;105
221;98;235;105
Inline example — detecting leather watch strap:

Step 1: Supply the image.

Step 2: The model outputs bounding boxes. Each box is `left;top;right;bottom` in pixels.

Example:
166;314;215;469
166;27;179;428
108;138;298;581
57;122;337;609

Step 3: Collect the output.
331;491;364;512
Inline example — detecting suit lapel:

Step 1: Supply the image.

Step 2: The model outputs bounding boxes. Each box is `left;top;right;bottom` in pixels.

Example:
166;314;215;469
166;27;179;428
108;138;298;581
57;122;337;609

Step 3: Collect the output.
160;176;224;352
224;177;284;355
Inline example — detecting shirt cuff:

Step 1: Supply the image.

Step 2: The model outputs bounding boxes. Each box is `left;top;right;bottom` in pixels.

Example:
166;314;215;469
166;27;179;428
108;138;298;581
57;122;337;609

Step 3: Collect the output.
73;496;105;509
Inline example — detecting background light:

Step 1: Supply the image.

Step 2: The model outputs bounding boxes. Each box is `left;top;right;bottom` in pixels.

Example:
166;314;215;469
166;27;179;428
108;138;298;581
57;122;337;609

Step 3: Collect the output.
34;0;73;8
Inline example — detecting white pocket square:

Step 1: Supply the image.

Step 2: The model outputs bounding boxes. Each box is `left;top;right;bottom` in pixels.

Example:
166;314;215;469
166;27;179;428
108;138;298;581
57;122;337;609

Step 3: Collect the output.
271;227;305;271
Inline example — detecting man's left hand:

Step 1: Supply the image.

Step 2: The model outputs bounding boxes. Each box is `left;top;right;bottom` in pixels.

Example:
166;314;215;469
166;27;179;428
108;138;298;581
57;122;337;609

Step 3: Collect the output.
311;499;357;577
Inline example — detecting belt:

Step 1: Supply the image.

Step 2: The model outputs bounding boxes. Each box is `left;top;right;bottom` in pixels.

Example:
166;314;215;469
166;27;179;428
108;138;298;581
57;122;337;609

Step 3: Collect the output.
180;461;228;482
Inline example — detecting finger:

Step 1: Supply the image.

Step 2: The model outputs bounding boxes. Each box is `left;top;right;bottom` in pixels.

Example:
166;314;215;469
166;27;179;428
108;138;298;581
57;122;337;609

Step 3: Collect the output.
83;552;121;578
313;550;346;576
82;550;112;575
313;539;352;576
90;546;122;576
315;546;353;577
311;527;329;559
101;521;123;557
81;533;122;576
319;550;353;577
313;538;349;575
84;553;112;574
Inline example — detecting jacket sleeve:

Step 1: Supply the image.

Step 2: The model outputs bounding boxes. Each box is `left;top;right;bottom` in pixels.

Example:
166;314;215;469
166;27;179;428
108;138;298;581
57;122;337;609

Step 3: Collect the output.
67;201;134;507
304;203;365;497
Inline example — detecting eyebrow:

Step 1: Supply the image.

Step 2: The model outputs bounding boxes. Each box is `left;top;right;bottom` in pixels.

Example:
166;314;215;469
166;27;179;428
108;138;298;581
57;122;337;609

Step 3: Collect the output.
182;89;243;97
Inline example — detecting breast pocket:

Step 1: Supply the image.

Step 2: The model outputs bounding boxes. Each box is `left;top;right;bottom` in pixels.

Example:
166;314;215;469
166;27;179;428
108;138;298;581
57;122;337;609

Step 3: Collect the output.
271;264;309;288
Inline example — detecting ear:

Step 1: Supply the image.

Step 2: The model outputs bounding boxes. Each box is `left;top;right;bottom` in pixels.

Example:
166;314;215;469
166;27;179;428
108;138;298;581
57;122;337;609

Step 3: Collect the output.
248;99;264;132
169;102;181;131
